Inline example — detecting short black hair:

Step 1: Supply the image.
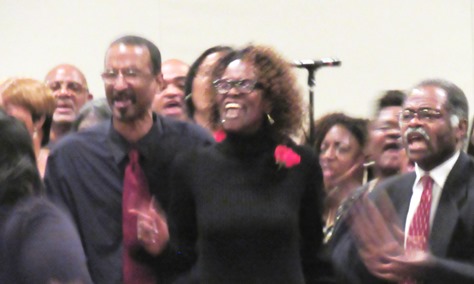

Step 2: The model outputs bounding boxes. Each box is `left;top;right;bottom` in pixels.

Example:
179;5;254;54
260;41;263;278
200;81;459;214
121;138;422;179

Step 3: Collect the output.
376;90;406;114
109;35;162;75
184;45;233;118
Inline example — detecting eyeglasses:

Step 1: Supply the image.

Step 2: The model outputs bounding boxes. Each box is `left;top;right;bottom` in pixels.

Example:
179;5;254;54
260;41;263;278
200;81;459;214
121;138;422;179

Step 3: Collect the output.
101;68;153;84
319;143;353;156
213;79;263;94
399;108;443;123
48;81;87;93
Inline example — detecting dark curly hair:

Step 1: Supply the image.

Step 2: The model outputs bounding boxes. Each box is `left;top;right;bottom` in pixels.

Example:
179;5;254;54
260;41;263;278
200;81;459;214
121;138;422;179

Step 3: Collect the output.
210;44;304;142
313;112;368;155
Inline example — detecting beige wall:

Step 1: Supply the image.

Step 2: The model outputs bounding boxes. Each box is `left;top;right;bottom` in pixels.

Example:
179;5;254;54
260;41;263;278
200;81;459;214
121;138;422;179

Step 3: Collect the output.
0;0;472;121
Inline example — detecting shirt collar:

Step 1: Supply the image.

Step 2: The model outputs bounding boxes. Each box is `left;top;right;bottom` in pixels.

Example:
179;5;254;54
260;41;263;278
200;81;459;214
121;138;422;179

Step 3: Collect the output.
107;113;162;164
414;150;460;189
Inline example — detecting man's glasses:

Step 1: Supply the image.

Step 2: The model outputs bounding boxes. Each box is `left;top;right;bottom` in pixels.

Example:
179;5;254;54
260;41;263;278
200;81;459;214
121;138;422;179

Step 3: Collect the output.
213;79;263;95
399;108;443;123
101;68;152;84
48;81;87;93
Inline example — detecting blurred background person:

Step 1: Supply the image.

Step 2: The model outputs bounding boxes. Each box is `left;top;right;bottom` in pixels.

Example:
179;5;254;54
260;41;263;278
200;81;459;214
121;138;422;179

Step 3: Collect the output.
0;78;55;177
329;90;411;282
184;45;233;132
364;90;412;190
152;59;189;121
0;109;92;284
313;112;368;243
45;64;93;144
169;45;327;283
71;98;112;132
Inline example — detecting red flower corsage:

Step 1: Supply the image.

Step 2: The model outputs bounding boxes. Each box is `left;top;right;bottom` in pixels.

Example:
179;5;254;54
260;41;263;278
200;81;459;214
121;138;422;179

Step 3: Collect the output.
274;145;301;168
213;130;227;143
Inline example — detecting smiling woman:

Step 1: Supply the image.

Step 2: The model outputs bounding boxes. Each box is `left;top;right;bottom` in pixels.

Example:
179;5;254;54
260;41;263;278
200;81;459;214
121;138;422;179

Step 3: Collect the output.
208;45;304;140
168;45;329;283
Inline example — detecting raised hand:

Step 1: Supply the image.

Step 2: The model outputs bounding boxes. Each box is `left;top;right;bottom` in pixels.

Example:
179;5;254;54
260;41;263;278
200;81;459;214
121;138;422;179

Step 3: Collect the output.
129;197;169;256
348;193;434;281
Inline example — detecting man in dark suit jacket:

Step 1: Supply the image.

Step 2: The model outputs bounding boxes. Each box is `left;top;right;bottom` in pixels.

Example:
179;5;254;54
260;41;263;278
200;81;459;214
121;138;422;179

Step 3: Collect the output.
331;79;474;283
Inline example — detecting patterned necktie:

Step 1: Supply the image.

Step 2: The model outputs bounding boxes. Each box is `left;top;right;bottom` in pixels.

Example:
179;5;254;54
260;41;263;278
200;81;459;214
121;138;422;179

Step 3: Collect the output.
402;174;433;284
122;149;156;284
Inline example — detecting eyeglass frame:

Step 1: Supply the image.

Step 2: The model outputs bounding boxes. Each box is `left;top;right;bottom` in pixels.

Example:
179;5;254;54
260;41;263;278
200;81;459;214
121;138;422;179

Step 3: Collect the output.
101;68;154;84
47;81;88;93
212;79;264;95
399;107;444;123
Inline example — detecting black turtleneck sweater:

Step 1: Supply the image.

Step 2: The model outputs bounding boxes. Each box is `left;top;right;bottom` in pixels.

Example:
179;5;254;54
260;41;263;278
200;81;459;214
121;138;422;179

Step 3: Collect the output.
168;129;326;283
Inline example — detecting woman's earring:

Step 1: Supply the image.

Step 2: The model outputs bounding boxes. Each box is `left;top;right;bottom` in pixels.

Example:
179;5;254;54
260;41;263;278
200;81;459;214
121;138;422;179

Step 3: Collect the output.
185;93;192;101
266;113;275;125
33;127;38;138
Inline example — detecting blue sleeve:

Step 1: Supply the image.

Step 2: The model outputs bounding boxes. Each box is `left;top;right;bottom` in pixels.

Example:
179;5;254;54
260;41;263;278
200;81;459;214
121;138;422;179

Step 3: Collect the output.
3;198;93;284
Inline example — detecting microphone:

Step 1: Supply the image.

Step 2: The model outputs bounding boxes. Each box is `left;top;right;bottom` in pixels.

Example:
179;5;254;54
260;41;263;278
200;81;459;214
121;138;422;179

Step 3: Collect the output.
292;58;341;69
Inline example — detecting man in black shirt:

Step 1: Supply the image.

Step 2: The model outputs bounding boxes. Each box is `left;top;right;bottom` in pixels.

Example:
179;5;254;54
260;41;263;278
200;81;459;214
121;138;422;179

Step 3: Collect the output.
44;35;213;284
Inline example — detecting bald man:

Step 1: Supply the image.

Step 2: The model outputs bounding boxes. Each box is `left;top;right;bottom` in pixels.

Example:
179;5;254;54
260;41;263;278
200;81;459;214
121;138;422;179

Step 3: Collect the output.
152;59;189;121
45;64;93;143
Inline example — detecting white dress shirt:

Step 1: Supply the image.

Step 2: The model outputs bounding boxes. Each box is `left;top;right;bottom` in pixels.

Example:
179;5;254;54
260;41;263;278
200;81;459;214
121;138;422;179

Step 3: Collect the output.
404;151;460;248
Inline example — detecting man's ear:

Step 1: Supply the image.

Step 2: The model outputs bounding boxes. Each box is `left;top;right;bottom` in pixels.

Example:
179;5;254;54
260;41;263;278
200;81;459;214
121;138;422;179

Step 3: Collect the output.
87;92;94;101
154;73;164;93
457;117;468;141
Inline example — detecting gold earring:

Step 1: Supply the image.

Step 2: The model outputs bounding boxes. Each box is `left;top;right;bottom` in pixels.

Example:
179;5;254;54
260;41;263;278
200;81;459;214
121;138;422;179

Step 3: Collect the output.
266;113;274;125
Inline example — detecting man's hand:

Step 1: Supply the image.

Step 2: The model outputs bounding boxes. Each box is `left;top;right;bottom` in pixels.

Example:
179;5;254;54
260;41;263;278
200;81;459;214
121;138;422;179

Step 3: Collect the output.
130;197;169;256
348;193;434;281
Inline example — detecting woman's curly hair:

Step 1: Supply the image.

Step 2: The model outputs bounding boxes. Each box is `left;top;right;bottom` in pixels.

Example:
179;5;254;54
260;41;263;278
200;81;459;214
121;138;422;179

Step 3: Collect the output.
210;44;303;142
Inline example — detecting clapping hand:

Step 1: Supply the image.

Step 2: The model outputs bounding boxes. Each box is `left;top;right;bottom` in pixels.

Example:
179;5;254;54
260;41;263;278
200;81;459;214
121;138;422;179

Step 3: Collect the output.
348;192;434;281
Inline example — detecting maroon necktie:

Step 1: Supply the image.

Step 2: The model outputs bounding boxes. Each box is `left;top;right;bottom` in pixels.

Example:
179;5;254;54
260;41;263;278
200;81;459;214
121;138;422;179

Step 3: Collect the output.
122;149;156;284
402;174;433;284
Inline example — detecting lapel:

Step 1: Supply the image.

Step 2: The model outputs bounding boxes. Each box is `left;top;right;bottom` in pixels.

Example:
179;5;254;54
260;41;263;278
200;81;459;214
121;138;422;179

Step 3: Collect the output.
382;173;416;229
429;152;472;257
397;175;416;229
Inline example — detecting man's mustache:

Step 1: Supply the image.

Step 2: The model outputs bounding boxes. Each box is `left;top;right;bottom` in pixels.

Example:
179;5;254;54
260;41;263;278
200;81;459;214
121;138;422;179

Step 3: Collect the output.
404;127;430;142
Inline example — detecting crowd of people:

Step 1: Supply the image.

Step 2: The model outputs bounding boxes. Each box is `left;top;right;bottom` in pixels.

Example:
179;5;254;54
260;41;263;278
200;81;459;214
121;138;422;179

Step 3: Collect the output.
1;34;474;283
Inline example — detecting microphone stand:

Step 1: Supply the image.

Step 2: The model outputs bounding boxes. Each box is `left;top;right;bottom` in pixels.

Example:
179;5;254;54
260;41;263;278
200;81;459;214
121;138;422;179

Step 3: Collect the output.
302;67;317;147
295;60;341;147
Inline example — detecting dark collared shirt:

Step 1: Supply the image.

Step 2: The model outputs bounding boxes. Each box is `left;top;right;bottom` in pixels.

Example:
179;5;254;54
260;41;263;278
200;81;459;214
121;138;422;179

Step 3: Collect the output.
44;114;213;284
